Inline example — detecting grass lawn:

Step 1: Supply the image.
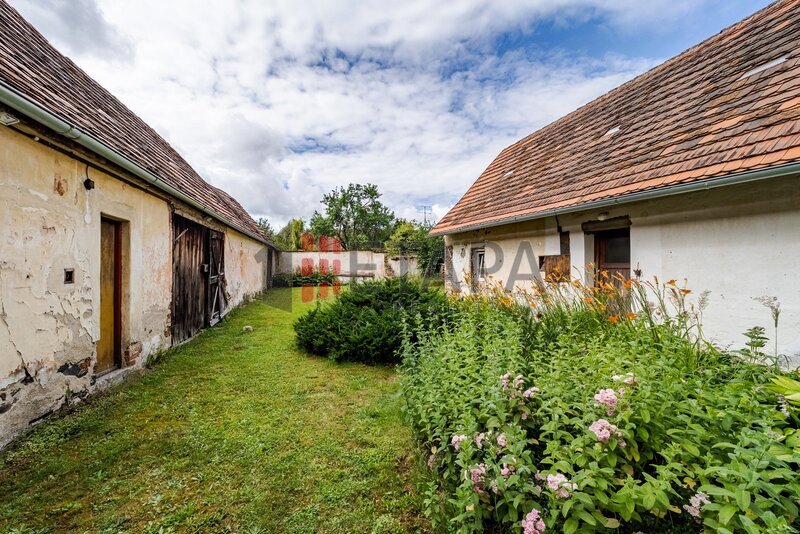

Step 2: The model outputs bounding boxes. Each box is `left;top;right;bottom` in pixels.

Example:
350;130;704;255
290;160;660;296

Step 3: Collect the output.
0;288;426;533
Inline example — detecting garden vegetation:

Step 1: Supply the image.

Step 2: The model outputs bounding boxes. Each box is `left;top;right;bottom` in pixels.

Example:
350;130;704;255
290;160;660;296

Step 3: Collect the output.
400;276;800;533
294;276;449;364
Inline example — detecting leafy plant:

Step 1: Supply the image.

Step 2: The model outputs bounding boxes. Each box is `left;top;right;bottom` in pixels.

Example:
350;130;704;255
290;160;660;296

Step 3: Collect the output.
309;183;395;250
400;276;800;532
275;267;339;287
294;276;449;364
384;220;444;277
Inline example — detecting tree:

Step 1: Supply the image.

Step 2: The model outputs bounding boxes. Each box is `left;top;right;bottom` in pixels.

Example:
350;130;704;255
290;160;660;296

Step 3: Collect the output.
309;183;395;250
257;217;276;239
384;219;444;277
272;218;305;251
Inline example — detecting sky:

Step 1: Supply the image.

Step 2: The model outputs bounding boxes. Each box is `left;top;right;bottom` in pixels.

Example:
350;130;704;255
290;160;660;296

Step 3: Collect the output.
10;0;771;227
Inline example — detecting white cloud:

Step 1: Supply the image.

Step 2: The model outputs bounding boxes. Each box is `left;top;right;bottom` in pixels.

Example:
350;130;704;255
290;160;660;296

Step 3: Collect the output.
9;0;730;226
11;0;131;58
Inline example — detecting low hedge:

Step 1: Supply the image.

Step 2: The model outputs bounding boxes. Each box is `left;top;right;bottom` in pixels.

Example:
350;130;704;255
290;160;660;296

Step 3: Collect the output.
293;276;450;364
272;269;338;287
400;278;800;533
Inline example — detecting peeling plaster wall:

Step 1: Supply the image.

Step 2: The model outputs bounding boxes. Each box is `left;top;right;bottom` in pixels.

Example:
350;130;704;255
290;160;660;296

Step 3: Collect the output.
224;227;268;305
0;126;271;446
441;176;800;364
0;127;173;446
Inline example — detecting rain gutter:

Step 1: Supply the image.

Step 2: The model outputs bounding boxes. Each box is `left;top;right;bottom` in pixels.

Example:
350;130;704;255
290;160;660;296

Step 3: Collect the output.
430;161;800;236
0;80;269;245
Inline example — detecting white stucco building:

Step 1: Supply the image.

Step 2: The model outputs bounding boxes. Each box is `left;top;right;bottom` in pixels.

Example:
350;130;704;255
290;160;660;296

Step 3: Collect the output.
432;1;800;364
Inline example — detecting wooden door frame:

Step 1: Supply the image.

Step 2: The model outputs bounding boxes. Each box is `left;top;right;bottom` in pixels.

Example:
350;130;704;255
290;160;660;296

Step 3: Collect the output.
207;229;225;326
594;227;631;283
100;217;123;372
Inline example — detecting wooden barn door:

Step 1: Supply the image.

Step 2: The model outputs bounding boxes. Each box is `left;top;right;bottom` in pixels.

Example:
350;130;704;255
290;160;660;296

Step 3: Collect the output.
98;218;121;373
207;230;226;326
172;215;208;343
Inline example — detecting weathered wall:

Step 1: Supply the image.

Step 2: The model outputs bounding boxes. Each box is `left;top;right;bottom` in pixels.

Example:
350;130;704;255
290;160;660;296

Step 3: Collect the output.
444;176;800;364
0;126;172;445
224;227;268;305
0;126;271;446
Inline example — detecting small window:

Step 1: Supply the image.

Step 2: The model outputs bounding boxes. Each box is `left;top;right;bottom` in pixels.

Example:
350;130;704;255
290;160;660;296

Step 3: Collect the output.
475;250;485;281
471;247;485;289
63;268;75;284
538;232;570;282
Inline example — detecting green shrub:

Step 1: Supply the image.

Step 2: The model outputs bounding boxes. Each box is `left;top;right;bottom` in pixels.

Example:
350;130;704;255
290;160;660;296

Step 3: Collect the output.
401;278;800;533
294;276;450;364
272;268;338;287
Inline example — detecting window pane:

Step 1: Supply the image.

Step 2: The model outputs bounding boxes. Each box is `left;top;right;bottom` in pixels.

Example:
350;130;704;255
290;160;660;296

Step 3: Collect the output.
603;235;630;264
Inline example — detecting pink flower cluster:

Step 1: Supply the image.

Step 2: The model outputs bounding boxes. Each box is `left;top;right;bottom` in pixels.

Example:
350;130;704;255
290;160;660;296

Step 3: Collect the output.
589;419;626;448
521;508;546;534
496;433;507;448
474;432;487;449
612;372;637;385
501;373;525;393
470;464;487;495
523;386;540;398
501;463;516;478
594;388;620;415
501;373;540;420
451;434;468;451
546;473;577;499
683;491;710;518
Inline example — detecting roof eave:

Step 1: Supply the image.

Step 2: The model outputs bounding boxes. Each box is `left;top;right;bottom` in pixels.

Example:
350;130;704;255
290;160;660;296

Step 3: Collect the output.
430;161;800;236
0;80;271;246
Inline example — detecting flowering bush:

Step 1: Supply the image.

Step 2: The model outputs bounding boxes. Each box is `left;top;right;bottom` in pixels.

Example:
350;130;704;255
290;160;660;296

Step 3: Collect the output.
400;277;800;532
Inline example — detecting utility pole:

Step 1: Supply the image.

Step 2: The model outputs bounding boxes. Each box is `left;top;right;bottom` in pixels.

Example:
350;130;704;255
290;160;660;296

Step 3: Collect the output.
418;205;432;226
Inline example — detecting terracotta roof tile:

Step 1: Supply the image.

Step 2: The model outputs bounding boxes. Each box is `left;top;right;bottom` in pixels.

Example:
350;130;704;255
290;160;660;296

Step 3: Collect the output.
433;0;800;235
0;1;269;243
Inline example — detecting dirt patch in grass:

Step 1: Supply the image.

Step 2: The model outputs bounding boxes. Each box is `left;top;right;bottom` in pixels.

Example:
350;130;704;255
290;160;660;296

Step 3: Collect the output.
0;288;427;533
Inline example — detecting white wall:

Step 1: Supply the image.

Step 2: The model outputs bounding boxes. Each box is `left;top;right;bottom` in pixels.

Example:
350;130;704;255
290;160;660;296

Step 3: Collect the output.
224;227;269;304
443;176;800;365
277;250;419;281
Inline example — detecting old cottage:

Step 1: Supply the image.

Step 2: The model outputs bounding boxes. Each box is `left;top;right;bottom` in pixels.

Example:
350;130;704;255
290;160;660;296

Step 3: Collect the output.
0;2;277;445
432;1;800;363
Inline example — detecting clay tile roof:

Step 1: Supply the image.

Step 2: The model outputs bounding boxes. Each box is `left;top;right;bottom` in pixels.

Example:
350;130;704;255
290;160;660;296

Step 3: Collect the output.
0;1;270;244
432;0;800;236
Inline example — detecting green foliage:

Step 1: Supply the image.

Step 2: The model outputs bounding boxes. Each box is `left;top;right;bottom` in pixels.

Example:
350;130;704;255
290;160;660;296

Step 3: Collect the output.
256;217;275;238
271;218;305;251
384;220;444;276
294;276;449;364
272;268;339;287
400;280;800;533
309;183;395;250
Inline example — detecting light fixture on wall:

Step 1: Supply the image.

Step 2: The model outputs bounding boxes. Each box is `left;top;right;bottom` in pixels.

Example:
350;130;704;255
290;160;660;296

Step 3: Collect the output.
597;212;609;221
83;165;95;190
0;111;19;126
